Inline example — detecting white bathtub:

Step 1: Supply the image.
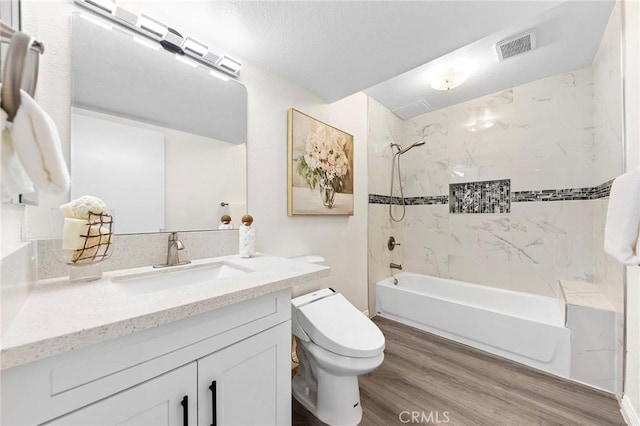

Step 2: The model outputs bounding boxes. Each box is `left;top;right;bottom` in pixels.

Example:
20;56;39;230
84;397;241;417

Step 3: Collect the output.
376;272;571;378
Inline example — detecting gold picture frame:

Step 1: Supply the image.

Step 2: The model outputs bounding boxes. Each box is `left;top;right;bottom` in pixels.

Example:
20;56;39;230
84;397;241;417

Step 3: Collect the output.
287;108;354;216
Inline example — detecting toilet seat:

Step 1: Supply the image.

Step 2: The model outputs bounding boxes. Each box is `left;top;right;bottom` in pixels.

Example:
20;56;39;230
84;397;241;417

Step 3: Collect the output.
296;293;385;358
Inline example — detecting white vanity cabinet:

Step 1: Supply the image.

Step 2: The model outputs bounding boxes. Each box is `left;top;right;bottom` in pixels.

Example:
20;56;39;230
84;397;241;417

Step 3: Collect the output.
197;322;291;426
44;363;198;426
1;290;292;426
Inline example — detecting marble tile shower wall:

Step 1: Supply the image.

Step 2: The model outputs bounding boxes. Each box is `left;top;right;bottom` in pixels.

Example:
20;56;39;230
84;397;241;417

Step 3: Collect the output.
396;67;599;298
366;10;624;391
402;67;595;195
367;98;404;315
402;201;593;298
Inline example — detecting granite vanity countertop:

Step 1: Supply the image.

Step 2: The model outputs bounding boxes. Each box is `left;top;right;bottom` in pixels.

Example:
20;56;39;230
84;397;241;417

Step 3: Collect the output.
1;254;329;370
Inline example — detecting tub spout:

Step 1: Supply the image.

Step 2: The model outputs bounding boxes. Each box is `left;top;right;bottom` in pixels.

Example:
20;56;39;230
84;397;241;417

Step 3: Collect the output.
390;263;403;270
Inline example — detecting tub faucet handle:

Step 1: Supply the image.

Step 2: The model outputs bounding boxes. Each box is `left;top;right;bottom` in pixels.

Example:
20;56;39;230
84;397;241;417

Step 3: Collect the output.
388;236;401;251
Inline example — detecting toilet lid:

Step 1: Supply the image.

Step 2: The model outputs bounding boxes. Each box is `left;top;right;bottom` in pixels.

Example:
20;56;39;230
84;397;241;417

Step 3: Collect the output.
296;293;385;358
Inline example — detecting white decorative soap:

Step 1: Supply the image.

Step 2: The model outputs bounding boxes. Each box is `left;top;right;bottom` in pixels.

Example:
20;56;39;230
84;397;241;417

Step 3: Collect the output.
70;224;111;263
62;218;89;250
60;195;106;219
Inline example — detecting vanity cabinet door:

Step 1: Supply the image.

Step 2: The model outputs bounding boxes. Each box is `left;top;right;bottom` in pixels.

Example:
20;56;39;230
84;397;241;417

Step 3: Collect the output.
197;321;291;426
44;363;197;426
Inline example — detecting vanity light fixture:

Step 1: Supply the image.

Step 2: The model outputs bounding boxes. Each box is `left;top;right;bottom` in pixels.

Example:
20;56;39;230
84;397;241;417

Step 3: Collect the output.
137;14;168;38
74;0;242;77
430;70;468;91
218;55;242;74
160;28;185;55
84;0;115;14
182;37;208;57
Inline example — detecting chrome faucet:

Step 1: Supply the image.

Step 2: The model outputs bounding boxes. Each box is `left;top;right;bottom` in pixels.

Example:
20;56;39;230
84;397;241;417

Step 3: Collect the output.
390;263;403;270
154;232;191;268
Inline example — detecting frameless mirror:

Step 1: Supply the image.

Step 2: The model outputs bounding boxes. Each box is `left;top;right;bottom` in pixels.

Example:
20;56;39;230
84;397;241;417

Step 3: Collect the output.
70;12;247;234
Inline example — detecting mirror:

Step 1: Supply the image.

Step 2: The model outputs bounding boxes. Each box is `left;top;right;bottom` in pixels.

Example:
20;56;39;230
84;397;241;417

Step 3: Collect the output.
70;12;247;234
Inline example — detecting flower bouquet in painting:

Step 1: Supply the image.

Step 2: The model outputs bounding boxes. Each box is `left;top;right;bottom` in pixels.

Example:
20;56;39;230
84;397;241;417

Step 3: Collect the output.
288;109;354;216
296;123;350;208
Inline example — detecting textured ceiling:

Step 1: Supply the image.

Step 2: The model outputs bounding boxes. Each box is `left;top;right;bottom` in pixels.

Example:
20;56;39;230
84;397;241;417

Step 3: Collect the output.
118;0;613;112
120;0;567;103
364;0;616;119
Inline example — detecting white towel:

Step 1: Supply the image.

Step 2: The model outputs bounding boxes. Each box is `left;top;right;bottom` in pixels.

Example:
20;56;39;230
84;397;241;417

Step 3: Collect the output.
1;102;35;201
11;89;70;194
0;84;36;201
604;168;640;265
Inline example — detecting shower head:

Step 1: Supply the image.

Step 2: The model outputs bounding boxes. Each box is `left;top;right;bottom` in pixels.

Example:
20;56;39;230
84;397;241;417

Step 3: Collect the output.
399;140;426;154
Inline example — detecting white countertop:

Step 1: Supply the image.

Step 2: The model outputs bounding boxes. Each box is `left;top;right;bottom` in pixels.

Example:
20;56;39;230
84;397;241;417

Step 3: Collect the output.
1;254;329;370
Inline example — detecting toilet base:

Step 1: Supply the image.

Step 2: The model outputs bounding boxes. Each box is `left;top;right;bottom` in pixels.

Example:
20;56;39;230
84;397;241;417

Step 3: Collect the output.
292;370;362;426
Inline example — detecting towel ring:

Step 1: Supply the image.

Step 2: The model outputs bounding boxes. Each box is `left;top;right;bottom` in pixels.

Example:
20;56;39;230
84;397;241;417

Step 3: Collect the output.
1;31;40;122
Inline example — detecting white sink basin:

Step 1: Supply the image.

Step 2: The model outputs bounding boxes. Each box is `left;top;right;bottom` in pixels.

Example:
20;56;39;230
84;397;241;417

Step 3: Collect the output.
113;262;252;295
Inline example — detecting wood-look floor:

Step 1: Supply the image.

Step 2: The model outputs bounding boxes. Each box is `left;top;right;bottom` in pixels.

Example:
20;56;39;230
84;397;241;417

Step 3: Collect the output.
293;316;624;426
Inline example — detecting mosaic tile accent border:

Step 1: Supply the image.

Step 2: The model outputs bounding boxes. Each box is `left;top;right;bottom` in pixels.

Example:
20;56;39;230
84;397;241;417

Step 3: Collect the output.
368;194;448;205
449;179;511;214
511;179;613;202
368;179;613;206
369;194;393;204
405;195;449;205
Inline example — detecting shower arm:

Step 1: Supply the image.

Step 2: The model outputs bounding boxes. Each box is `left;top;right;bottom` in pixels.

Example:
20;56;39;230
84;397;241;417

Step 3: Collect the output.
400;140;426;154
390;140;425;155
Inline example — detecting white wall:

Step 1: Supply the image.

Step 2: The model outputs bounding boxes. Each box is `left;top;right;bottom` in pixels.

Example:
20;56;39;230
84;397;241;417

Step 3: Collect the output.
1;205;25;258
623;0;640;421
13;0;369;312
242;62;369;310
326;93;369;310
16;0;74;241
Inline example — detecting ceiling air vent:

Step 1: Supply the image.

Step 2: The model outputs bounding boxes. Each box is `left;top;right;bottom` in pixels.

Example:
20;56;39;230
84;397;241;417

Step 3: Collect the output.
392;100;433;120
495;30;536;62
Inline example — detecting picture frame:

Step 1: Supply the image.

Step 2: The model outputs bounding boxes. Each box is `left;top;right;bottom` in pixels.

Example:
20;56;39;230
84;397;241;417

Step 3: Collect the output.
287;108;354;216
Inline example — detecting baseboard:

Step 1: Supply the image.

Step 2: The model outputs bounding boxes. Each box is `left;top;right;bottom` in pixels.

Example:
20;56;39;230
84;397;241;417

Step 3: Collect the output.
362;309;370;318
622;395;640;426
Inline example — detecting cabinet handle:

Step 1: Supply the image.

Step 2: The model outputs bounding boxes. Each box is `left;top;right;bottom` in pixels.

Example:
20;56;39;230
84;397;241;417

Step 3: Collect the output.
209;380;217;426
181;395;188;426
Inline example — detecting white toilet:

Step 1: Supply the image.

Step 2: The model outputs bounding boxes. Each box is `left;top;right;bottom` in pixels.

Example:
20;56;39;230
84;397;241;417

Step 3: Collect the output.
291;288;385;426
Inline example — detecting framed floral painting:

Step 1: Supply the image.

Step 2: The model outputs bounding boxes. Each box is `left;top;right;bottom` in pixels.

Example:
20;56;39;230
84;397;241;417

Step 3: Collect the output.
288;108;354;216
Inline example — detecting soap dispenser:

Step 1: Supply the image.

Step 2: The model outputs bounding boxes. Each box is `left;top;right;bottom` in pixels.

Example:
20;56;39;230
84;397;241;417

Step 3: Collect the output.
239;214;255;258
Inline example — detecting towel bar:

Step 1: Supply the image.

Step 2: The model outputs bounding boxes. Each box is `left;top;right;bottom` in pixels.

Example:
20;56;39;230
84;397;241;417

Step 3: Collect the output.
0;21;44;53
0;20;44;122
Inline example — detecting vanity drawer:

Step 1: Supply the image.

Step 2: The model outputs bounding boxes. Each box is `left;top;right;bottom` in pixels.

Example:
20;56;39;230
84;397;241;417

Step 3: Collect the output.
1;290;290;426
